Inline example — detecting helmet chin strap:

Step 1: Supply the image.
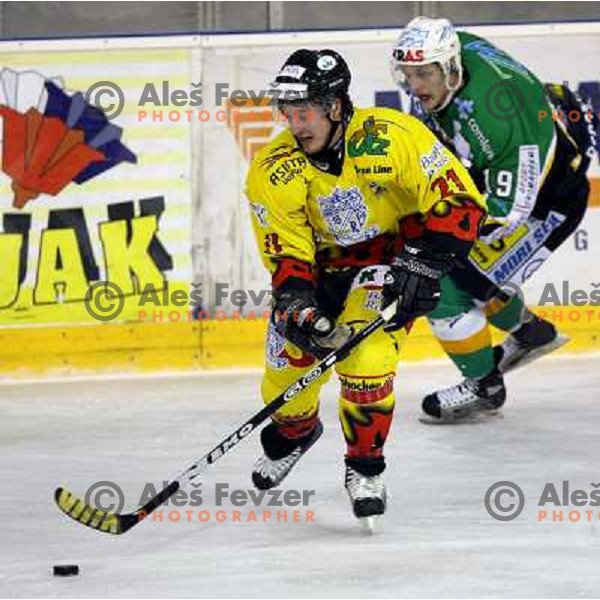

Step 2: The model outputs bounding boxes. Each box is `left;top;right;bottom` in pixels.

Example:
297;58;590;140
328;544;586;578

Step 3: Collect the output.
431;62;463;113
432;88;455;113
322;106;345;149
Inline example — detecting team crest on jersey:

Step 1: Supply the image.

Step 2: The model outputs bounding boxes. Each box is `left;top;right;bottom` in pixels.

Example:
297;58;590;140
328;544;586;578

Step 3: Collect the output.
317;187;380;246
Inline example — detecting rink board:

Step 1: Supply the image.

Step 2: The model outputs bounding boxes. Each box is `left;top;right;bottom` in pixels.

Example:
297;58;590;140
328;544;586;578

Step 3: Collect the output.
0;23;599;375
0;305;597;377
0;45;195;326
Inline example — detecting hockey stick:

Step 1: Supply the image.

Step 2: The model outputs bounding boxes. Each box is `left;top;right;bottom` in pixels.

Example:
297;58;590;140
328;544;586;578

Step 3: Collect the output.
55;300;399;535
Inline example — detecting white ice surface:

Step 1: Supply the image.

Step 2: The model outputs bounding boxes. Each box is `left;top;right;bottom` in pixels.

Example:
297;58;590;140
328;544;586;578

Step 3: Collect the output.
1;356;600;599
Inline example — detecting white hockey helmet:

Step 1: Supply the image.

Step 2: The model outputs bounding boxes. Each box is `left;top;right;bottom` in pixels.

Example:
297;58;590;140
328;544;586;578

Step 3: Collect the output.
390;17;463;108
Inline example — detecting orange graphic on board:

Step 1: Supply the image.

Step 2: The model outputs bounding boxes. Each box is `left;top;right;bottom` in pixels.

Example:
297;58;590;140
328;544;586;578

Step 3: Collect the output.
225;97;279;161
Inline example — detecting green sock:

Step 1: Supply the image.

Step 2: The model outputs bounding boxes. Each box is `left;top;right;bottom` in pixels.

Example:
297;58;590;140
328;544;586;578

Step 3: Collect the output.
487;294;525;332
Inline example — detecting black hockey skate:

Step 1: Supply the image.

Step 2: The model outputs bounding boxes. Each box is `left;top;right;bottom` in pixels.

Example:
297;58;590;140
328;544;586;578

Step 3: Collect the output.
421;371;506;423
494;314;569;374
252;420;323;490
345;457;386;533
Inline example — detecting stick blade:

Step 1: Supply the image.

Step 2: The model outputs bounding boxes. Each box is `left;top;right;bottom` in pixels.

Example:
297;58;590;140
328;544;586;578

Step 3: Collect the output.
54;486;124;535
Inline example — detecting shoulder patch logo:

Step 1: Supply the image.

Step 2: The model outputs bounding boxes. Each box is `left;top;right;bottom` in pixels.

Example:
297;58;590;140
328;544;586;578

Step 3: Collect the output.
455;98;475;120
347;117;390;157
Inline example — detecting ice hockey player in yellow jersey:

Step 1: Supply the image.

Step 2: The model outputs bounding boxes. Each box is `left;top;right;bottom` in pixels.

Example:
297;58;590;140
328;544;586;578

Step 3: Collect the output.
245;48;486;524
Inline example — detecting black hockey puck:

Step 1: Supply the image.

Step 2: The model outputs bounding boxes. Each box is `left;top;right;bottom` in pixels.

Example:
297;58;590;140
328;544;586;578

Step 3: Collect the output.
53;565;79;577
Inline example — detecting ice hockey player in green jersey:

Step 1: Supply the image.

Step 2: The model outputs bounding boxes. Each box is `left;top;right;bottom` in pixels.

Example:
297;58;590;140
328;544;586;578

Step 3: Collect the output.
390;17;595;421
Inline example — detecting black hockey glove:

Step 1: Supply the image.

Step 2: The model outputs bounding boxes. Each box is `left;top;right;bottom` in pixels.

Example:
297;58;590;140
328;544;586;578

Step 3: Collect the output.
382;245;453;331
272;289;350;359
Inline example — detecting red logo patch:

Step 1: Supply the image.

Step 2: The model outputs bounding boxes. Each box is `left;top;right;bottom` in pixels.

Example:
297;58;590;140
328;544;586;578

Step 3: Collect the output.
396;49;424;63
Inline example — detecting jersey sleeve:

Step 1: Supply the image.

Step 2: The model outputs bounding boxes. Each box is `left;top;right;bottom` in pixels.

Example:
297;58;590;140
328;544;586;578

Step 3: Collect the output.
479;117;543;216
392;115;487;258
482;132;557;240
245;158;316;292
475;108;554;242
456;34;556;229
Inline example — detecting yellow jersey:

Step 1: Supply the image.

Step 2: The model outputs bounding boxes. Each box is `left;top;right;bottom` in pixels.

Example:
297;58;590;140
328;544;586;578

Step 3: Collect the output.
245;107;485;284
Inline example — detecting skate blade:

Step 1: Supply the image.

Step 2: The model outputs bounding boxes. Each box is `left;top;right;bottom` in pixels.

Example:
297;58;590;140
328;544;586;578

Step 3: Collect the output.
359;516;378;535
419;409;503;426
501;334;570;374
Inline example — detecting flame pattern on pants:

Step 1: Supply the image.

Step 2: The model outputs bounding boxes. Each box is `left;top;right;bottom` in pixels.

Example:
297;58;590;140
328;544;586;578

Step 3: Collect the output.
338;373;395;458
261;267;404;458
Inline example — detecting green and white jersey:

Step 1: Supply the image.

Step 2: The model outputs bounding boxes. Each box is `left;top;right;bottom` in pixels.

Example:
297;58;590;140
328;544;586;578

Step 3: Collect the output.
432;32;556;220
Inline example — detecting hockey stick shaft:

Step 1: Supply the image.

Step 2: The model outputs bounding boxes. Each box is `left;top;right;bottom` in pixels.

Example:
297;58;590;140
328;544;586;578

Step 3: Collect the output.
137;301;397;518
55;301;398;534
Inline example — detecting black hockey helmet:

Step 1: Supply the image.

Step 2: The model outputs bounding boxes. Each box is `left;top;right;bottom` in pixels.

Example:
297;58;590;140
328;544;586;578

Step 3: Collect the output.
273;49;351;109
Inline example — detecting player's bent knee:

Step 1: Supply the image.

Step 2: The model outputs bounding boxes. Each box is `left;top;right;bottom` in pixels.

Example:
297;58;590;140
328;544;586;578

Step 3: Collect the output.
428;308;487;341
336;325;401;375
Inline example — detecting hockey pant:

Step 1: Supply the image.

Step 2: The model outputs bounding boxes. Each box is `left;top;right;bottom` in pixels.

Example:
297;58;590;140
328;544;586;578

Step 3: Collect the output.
262;265;405;463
